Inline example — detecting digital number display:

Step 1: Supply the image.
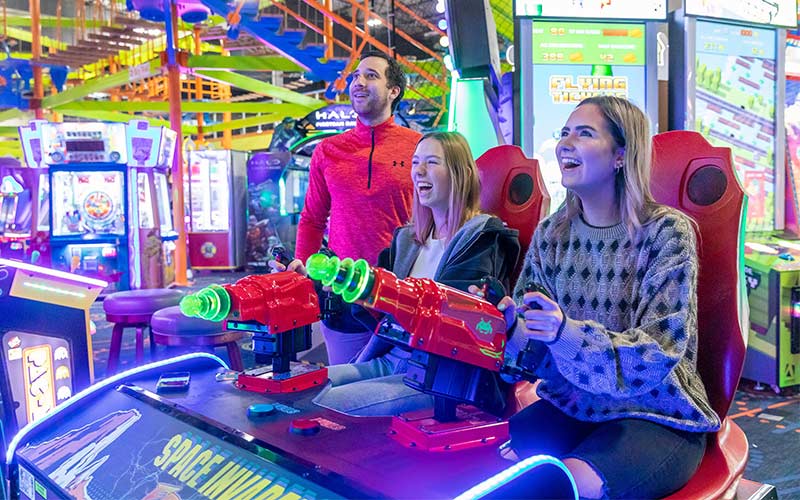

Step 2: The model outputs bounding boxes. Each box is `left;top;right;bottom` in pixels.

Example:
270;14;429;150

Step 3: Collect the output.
66;141;105;152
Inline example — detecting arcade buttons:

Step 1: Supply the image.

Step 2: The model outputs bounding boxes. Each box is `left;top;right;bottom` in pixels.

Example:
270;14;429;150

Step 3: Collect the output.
247;403;276;420
289;419;321;436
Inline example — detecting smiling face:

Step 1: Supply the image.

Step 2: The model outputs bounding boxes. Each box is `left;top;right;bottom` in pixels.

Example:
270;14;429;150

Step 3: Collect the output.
412;137;452;220
349;56;401;125
557;103;625;203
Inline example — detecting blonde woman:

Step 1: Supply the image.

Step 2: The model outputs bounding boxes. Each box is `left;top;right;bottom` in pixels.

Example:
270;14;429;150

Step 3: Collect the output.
494;96;719;499
312;131;520;416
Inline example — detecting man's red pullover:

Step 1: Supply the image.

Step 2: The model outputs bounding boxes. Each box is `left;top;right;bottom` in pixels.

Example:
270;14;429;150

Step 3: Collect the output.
296;117;421;265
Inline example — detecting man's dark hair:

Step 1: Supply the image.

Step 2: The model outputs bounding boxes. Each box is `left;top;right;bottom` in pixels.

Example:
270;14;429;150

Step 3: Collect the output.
359;51;406;112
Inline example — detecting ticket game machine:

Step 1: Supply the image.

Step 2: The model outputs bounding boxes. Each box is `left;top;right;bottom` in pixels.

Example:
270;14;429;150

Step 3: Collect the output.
0;159;41;263
515;0;665;212
45;122;130;292
0;258;105;465
9;122;53;265
185;150;247;270
44;121;177;292
126;120;178;288
669;1;800;391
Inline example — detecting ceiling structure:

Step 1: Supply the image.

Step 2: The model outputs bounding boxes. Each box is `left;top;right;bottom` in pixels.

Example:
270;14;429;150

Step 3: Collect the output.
0;0;513;156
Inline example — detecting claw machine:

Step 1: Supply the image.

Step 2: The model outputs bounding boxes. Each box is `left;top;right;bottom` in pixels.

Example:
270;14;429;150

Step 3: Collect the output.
186;149;247;270
126;120;178;288
45;122;130;292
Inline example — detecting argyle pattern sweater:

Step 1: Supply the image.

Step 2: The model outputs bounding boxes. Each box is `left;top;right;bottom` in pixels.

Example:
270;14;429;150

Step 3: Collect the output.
504;210;721;432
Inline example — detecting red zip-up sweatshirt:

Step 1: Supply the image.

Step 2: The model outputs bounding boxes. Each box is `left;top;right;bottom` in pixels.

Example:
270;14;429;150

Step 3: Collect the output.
296;117;421;265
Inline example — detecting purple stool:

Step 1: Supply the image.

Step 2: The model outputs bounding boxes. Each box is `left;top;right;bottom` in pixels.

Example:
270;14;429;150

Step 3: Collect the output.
151;306;245;371
103;289;185;374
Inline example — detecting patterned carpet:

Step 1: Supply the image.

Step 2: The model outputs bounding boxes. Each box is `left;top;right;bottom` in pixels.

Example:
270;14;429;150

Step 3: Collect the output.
88;270;800;499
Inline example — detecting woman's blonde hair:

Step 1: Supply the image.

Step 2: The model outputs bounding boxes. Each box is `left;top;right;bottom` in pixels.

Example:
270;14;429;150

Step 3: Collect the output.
412;131;481;244
555;95;671;239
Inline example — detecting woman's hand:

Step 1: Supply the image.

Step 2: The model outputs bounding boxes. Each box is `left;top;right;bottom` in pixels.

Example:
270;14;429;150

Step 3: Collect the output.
467;285;518;331
267;258;308;276
517;291;563;343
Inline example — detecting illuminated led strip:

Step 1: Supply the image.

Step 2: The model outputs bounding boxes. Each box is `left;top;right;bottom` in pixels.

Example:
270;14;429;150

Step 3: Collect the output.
5;352;228;466
453;454;578;500
772;239;800;253
0;258;108;288
22;281;87;299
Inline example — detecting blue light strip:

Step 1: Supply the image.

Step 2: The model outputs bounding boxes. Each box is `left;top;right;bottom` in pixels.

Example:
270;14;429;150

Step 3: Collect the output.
5;352;228;466
453;454;579;500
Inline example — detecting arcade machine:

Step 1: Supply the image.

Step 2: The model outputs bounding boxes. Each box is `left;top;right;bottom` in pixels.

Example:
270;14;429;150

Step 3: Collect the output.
10;123;52;265
125;120;179;288
245;151;293;271
185;149;247;270
4;259;579;500
0;161;30;261
45;122;130;292
669;1;800;392
515;0;665;212
0;258;105;465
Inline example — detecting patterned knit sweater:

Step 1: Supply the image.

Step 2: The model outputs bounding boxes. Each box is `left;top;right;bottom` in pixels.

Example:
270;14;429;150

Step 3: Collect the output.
503;209;721;432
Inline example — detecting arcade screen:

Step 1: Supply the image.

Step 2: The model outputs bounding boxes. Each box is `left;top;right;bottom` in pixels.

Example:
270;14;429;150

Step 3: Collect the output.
686;0;798;28
530;21;647;212
515;0;666;20
785;33;800;220
694;20;777;231
2;330;73;428
51;170;126;237
154;171;174;234
136;172;155;229
187;151;231;232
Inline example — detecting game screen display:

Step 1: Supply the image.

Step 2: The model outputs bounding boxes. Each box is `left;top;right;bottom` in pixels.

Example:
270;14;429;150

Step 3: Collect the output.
686;0;798;28
530;21;647;211
2;330;73;427
694;20;777;231
51;170;126;237
515;0;666;20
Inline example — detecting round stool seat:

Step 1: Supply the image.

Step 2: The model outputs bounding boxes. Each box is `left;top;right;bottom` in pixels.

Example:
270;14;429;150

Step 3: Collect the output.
103;289;185;317
151;306;245;347
151;306;245;371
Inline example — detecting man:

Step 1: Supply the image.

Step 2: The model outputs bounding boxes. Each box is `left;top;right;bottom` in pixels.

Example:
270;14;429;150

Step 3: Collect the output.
284;52;421;364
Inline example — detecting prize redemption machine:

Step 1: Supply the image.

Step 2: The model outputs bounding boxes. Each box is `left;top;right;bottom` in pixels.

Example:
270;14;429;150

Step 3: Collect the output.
515;0;665;212
186;150;247;270
669;1;800;392
0;258;105;465
45;121;177;292
126;120;179;288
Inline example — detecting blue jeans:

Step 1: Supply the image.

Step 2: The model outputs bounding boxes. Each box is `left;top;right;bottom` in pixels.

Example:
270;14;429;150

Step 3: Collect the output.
313;348;433;416
319;322;373;364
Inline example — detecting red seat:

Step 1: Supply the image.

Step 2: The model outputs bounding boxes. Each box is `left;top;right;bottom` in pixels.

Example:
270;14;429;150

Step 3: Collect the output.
475;145;551;414
475;145;551;264
651;131;749;499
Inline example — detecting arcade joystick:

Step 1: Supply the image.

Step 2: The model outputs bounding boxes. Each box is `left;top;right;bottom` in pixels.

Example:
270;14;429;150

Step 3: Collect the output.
306;253;510;452
180;272;328;394
503;282;553;381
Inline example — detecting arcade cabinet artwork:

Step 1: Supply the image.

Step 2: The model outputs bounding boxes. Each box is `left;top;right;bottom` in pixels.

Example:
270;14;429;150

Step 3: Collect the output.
245;151;293;271
0;258;105;456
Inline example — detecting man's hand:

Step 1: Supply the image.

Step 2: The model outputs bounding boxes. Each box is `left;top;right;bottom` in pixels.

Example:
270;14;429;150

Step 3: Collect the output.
267;258;308;276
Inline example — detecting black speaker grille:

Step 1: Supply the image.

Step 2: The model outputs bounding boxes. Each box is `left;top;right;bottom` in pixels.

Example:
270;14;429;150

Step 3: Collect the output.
687;165;727;206
509;173;534;206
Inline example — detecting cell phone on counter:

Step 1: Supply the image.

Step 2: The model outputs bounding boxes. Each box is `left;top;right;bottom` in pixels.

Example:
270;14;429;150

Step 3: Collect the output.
156;372;191;393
